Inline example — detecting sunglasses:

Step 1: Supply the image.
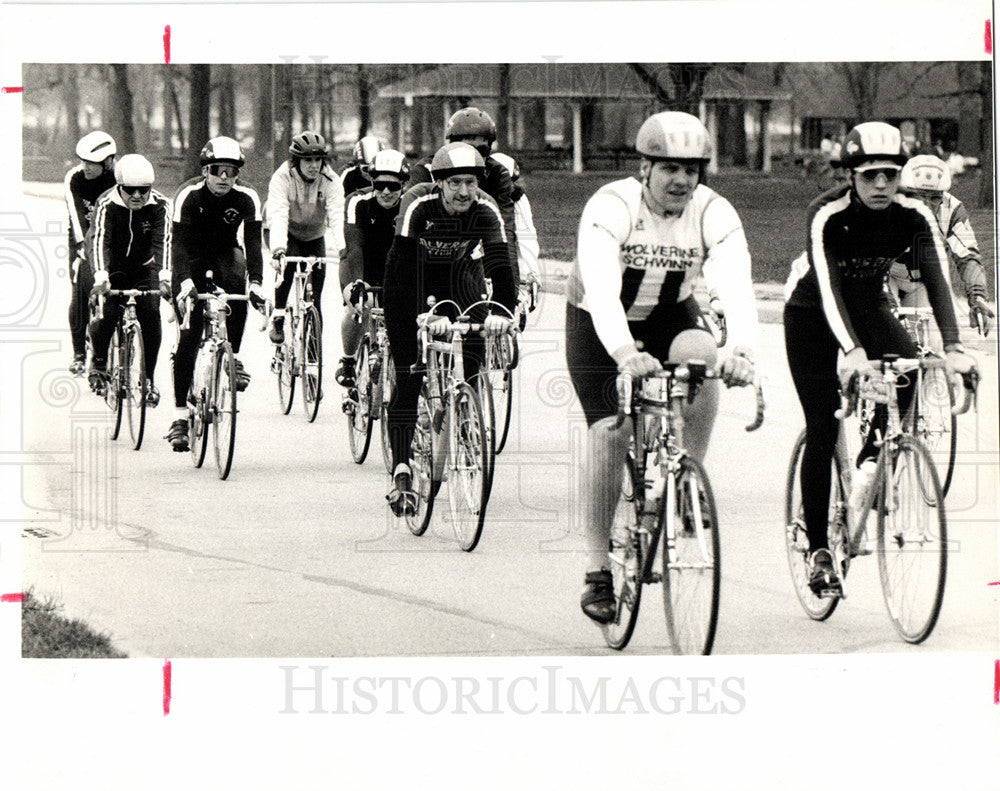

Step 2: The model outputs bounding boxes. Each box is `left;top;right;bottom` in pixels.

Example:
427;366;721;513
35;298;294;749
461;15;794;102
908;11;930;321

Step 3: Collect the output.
121;185;151;197
373;181;403;193
207;164;240;178
857;168;901;182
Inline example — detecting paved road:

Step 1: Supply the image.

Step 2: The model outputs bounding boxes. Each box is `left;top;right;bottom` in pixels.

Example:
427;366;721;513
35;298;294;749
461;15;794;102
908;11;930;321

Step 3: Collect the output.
12;190;999;657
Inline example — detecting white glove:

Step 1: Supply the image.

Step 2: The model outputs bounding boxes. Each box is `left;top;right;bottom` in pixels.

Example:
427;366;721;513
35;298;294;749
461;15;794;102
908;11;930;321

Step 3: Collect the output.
270;248;286;272
837;346;874;391
91;269;110;296
157;270;172;300
248;282;267;312
484;314;512;336
944;345;976;375
176;278;196;302
419;313;451;337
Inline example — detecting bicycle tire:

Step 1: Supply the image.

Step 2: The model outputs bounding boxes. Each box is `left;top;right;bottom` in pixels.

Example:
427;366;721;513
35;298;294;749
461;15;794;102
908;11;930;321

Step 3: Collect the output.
406;388;440;536
123;326;147;450
662;455;720;655
912;364;956;498
106;328;124;440
877;434;947;644
784;430;842;621
189;370;209;469
276;315;295;415
347;337;374;464
489;336;514;454
379;354;395;475
601;459;643;650
475;372;497;503
448;381;489;552
212;344;238;480
301;307;322;422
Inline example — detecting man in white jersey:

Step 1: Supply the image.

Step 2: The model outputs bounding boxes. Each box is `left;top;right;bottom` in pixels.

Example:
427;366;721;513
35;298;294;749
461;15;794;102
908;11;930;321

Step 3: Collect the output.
564;111;759;625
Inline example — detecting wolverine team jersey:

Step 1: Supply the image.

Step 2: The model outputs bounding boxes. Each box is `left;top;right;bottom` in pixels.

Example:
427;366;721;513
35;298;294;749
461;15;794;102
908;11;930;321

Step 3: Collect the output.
566;177;758;357
785;184;960;349
343;188;400;286
171;177;264;285
88;187;172;283
64;166;117;251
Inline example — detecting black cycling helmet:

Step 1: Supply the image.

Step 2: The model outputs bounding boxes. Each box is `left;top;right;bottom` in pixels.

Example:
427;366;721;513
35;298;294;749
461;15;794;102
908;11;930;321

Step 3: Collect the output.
445;108;497;154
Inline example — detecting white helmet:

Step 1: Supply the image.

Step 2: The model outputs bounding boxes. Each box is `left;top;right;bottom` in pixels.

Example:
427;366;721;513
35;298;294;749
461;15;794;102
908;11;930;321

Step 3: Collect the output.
900;154;951;193
635;112;711;161
114;154;155;187
369;149;410;181
76;131;117;163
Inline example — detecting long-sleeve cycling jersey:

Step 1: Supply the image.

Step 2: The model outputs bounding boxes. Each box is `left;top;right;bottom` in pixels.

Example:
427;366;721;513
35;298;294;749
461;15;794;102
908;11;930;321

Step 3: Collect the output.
889;190;987;299
566;177;759;358
171;177;264;286
512;192;540;279
87;186;171;284
265;160;345;254
785;184;960;348
340;164;372;198
64;166;116;252
383;182;513;358
342;187;400;287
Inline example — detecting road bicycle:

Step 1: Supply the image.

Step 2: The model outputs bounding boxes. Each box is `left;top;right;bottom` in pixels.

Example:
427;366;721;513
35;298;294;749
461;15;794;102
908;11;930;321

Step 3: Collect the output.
342;283;395;470
602;362;766;654
702;288;727;349
181;273;253;480
406;299;505;552
894;306;956;496
270;255;333;423
784;355;976;643
92;288;160;450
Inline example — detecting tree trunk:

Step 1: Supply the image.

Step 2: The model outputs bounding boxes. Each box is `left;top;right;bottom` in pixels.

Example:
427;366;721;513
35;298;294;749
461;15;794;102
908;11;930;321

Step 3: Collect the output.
62;65;81;145
188;65;211;177
109;65;136;152
218;64;236;135
357;64;371;138
255;64;273;165
497;64;511;149
273;65;293;172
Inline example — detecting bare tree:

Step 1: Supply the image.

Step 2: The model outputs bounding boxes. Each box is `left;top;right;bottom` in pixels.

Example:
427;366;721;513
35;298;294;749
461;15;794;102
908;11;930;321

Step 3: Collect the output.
107;65;136;152
61;65;81;144
188;65;211;176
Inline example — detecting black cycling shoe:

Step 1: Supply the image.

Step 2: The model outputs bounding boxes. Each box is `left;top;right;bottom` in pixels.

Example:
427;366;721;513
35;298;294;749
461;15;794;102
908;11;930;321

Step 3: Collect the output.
581;569;617;624
165;419;190;452
233;358;250;392
69;354;86;376
146;382;160;408
387;464;417;517
88;360;108;396
808;549;842;596
335;357;356;388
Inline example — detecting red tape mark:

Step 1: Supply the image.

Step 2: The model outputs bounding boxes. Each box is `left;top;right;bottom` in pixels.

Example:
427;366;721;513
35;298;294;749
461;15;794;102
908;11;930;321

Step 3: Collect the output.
987;20;993;54
163;25;171;64
163;660;172;716
995;660;999;705
1;87;24;94
1;593;24;603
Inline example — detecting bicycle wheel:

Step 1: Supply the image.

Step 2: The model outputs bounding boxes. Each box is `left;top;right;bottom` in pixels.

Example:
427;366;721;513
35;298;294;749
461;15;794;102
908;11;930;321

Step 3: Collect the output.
301;307;322;423
474;372;497;502
106;328;124;440
784;430;843;621
602;459;643;650
662;455;720;655
488;336;514;454
379;354;395;474
407;387;440;536
877;434;947;644
448;381;489;552
212;344;238;480
189;380;209;469
911;363;956;498
123;326;147;450
347;337;374;463
275;315;295;415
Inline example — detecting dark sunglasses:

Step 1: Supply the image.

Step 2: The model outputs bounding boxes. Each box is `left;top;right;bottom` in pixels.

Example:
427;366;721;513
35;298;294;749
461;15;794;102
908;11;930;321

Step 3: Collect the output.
857;168;901;182
207;164;240;178
373;181;403;193
120;185;151;197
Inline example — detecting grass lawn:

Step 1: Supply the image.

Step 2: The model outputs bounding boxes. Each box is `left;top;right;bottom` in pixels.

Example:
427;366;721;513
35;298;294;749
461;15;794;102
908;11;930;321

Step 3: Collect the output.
21;589;127;659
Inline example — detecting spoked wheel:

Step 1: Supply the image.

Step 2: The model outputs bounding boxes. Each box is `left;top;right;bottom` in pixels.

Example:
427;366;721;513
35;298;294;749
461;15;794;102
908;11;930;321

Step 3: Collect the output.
602;459;643;650
347;338;374;463
123;327;147;450
212;344;238;480
488;335;514;454
106;329;124;440
379;355;395;475
301;307;322;423
784;430;842;621
474;373;497;503
275;316;296;415
448;382;489;552
189;393;209;469
662;455;720;655
406;388;440;537
912;363;956;498
877;435;947;644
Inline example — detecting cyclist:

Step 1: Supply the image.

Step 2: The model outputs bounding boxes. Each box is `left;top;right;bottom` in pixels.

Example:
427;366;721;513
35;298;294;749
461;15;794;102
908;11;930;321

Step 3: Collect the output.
264;130;345;345
490;151;541;315
410;108;519;282
165;136;267;451
382;142;516;515
65;131;117;375
86;154;171;406
783;122;976;594
889;154;993;335
340;135;385;196
565;111;759;625
336;148;409;388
